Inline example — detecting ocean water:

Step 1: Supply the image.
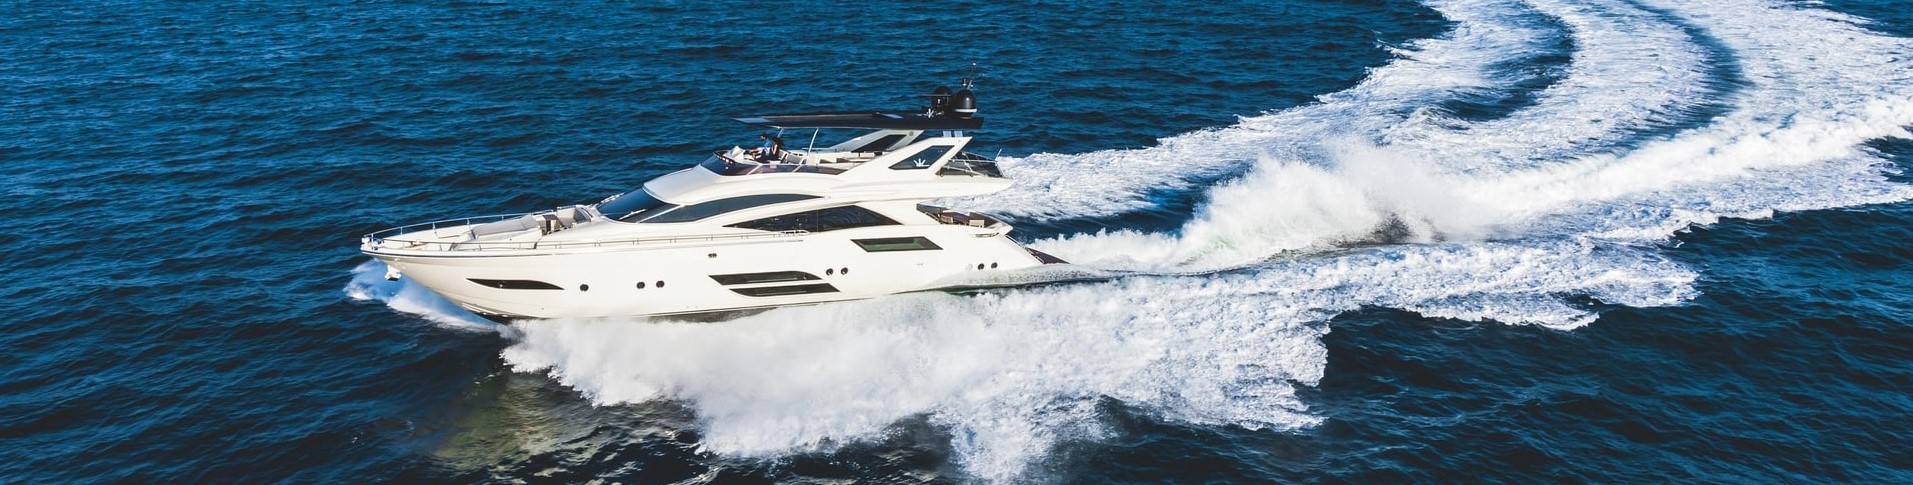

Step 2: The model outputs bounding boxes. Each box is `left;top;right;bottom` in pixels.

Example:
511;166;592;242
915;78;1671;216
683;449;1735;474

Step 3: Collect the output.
5;0;1913;482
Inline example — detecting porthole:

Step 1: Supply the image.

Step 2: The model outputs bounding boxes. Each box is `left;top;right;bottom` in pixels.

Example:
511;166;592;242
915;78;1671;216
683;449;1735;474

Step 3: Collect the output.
990;262;998;269
580;284;591;292
826;268;835;276
636;281;647;289
841;267;849;275
708;253;717;259
975;263;985;270
656;280;666;288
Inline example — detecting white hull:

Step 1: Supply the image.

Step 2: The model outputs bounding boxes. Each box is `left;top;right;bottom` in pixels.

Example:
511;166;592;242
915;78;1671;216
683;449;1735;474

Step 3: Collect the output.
367;223;1044;320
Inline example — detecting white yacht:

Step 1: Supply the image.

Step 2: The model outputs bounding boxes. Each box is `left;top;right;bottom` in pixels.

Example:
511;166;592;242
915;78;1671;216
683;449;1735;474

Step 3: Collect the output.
359;83;1064;321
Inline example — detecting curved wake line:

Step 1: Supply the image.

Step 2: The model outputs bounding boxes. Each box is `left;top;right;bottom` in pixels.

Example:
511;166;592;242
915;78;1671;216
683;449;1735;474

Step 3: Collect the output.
965;0;1726;221
1019;0;1913;273
1393;0;1725;167
962;0;1560;220
352;0;1913;481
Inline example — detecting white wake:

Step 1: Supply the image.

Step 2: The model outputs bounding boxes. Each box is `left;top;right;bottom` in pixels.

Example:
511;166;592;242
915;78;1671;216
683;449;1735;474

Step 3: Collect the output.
353;0;1913;481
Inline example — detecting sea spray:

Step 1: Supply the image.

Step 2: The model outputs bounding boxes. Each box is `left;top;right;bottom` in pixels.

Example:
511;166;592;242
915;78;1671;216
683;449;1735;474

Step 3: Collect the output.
1032;140;1502;272
346;261;504;332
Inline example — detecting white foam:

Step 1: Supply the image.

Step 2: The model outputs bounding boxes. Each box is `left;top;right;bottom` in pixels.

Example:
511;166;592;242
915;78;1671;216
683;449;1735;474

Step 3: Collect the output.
1391;0;1717;165
501;289;1323;480
1021;0;1913;271
966;0;1567;220
344;260;502;332
1032;141;1504;272
499;236;1695;480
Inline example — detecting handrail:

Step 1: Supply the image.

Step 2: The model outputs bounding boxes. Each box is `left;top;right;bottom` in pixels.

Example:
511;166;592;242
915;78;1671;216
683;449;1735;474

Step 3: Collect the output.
939;156;1004;178
700;152;847;176
918;205;1006;229
362;218;810;252
361;212;533;241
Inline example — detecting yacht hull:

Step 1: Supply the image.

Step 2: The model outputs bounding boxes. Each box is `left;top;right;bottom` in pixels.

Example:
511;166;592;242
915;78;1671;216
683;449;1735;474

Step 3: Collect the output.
364;224;1044;320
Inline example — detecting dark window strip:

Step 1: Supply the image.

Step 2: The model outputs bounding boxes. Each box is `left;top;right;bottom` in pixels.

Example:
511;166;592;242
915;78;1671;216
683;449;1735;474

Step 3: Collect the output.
730;283;840;297
853;236;942;252
709;271;821;286
727;205;899;233
468;278;564;290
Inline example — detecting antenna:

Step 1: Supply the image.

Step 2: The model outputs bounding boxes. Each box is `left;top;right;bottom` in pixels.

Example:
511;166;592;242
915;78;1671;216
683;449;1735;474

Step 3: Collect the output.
961;63;979;90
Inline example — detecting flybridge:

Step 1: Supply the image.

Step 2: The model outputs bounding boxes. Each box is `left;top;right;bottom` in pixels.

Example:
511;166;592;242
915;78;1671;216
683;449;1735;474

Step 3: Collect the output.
733;111;983;131
706;83;1001;177
734;82;982;130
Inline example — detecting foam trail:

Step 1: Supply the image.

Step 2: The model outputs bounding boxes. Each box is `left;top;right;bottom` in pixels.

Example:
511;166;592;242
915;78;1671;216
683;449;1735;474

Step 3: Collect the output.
502;236;1692;480
1468;0;1913;235
345;260;502;331
500;290;1319;480
1032;141;1503;272
1028;0;1913;272
966;0;1564;220
1392;0;1718;166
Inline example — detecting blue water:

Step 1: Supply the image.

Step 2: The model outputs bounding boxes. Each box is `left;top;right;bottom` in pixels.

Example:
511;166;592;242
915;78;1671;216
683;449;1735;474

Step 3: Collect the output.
6;0;1913;482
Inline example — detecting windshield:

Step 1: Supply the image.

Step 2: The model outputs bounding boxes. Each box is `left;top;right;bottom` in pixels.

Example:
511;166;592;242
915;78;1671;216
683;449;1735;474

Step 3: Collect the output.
629;194;819;224
596;189;670;222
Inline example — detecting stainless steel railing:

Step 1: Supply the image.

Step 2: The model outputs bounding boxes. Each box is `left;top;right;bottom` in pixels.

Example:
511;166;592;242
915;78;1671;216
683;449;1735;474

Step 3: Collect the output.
361;214;808;252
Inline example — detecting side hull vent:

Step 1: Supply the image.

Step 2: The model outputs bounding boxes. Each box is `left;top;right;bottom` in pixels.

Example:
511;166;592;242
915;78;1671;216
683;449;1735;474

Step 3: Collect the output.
709;271;822;286
730;283;840;297
468;278;564;290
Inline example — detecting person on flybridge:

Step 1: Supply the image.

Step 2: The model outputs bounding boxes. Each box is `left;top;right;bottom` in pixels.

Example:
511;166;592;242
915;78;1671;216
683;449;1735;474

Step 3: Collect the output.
748;133;783;162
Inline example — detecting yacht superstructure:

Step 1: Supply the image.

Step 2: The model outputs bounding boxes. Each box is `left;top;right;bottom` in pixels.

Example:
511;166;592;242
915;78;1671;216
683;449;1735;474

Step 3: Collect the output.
358;84;1063;321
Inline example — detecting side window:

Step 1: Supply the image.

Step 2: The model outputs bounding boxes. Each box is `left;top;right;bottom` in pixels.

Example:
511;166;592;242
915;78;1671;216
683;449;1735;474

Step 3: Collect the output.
852;236;942;252
852;134;908;153
599;189;671;222
728;205;899;232
814;206;897;231
634;194;817;223
889;145;955;170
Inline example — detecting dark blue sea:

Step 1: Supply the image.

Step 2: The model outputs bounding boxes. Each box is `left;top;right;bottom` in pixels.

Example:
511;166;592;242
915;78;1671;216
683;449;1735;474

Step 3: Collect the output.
7;0;1913;482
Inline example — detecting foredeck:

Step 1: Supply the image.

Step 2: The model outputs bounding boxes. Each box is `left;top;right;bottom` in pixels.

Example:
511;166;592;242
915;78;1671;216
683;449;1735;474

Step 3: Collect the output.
361;211;806;253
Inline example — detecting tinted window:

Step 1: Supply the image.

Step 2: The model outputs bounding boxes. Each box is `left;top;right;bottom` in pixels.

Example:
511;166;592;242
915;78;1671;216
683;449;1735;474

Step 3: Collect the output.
467;278;563;290
853;236;942;252
633;194;818;223
852;134;907;153
730;283;840;297
889;145;955;170
728;205;899;232
597;190;671;222
709;271;821;285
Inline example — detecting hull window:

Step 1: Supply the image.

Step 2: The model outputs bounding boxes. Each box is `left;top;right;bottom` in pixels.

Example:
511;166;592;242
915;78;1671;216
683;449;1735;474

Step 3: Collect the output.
468;278;564;290
730;283;840;297
710;271;822;286
728;205;899;233
853;236;942;252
